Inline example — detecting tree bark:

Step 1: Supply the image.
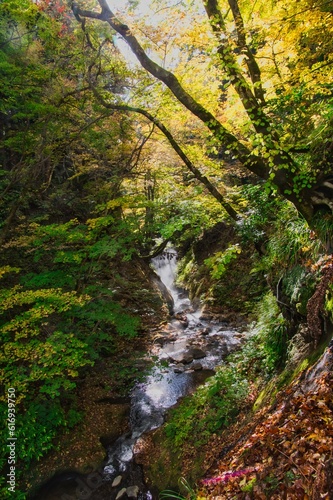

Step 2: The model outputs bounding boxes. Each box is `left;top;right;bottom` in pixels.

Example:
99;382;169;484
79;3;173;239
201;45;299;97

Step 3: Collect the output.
227;0;265;103
90;88;239;220
72;1;321;223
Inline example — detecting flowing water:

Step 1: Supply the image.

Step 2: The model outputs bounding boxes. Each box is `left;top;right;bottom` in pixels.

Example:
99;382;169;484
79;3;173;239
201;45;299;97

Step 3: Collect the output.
32;250;244;500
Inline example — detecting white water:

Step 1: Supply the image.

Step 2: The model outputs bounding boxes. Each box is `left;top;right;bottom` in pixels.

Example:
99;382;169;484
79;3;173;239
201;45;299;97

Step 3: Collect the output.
102;249;243;488
151;250;192;313
35;250;244;499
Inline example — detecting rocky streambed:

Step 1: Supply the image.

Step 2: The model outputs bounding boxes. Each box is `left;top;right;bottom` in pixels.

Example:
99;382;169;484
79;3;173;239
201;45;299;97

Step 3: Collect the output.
31;250;246;500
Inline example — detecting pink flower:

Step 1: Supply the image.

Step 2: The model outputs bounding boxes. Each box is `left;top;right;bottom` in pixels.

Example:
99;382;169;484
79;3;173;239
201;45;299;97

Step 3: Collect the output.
202;467;257;485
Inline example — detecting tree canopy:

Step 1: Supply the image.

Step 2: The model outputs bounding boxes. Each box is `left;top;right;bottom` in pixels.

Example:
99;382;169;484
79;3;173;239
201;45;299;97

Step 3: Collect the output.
72;0;333;225
1;1;333;497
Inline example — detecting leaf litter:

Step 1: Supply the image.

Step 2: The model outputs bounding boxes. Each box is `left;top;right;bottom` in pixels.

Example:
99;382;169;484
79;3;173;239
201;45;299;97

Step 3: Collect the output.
198;345;333;499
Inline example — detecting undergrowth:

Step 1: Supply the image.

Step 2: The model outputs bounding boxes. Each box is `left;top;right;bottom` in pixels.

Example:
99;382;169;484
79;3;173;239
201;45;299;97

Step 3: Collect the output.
165;365;248;450
230;291;289;381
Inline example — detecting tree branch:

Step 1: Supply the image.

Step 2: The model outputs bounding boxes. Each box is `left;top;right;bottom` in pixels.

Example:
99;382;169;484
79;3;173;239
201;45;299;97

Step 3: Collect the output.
227;0;266;104
204;0;267;129
90;88;238;220
72;0;270;180
72;0;316;221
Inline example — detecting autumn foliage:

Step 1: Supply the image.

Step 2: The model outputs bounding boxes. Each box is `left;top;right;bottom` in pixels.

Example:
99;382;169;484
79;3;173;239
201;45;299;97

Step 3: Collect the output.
200;347;333;499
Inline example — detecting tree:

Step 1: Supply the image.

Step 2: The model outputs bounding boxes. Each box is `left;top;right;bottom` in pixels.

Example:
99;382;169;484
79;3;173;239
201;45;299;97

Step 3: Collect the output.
0;0;143;242
0;7;157;492
72;0;333;227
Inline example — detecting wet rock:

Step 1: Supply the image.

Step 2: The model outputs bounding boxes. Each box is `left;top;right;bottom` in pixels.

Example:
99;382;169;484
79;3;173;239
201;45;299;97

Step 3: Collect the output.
198;327;211;336
153;335;165;346
219;342;230;355
172;319;188;330
126;485;140;498
192;362;203;371
188;347;207;359
207;338;219;346
174;312;186;320
169;352;193;364
168;335;178;342
218;321;230;328
174;313;189;327
116;487;127;499
178;300;192;310
199;313;213;321
181;352;194;364
173;366;185;374
151;276;174;315
112;475;122;487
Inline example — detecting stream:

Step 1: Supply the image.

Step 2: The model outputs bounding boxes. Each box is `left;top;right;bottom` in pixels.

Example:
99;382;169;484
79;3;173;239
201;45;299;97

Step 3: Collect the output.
32;250;244;500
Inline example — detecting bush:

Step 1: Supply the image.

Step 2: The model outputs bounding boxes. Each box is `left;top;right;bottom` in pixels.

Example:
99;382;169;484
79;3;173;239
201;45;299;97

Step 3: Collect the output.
165;366;248;450
230;292;288;381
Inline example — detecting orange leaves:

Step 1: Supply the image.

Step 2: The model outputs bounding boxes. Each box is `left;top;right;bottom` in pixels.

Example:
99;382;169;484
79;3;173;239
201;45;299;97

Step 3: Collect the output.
201;350;333;499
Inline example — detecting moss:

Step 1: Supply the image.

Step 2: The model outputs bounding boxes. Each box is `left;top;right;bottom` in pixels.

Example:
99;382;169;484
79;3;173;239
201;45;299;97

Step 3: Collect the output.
253;334;331;411
253;378;280;411
325;284;333;323
142;425;206;494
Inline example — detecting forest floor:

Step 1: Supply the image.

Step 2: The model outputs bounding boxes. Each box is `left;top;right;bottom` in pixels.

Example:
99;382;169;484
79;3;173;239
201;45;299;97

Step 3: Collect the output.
24;318;162;495
193;343;333;499
26;299;333;500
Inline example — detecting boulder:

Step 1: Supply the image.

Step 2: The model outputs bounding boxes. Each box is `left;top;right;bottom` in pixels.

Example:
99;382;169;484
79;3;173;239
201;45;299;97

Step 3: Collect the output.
169;352;193;364
151;276;174;315
112;475;122;487
126;485;140;498
153;335;165;346
188;347;207;359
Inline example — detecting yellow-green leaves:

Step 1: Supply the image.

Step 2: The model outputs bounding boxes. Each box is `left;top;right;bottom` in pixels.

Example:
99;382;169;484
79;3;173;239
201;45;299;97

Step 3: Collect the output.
204;244;242;280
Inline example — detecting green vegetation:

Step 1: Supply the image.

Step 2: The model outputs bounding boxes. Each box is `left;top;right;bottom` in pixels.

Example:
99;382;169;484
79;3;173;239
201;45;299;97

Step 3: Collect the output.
165;365;248;449
204;244;242;280
0;0;333;497
231;292;289;379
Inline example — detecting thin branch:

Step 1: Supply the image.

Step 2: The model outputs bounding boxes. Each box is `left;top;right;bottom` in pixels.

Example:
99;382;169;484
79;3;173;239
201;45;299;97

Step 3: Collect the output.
72;1;268;178
90;88;238;220
125;125;156;172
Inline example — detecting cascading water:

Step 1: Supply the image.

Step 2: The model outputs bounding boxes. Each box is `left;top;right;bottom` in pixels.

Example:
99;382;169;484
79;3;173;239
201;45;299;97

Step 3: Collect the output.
151;250;192;314
33;249;244;500
101;250;242;493
103;250;197;484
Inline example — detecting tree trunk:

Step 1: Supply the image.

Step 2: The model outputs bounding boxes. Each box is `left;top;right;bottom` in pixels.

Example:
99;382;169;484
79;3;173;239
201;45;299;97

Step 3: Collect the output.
73;0;332;225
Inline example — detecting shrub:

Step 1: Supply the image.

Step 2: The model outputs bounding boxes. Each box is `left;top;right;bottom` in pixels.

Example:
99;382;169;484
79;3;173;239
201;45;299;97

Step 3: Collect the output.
165;366;248;450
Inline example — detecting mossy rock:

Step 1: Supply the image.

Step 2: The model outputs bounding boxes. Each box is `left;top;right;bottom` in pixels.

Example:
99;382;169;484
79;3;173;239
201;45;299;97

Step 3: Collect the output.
253;333;331;411
136;426;205;494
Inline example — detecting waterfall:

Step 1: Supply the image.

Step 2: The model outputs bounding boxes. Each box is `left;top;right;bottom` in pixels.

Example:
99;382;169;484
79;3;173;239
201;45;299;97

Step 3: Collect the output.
152;249;191;313
33;249;244;500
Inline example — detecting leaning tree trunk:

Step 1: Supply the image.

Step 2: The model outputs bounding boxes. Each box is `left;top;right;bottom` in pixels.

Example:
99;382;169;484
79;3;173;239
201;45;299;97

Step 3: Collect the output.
73;0;333;226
